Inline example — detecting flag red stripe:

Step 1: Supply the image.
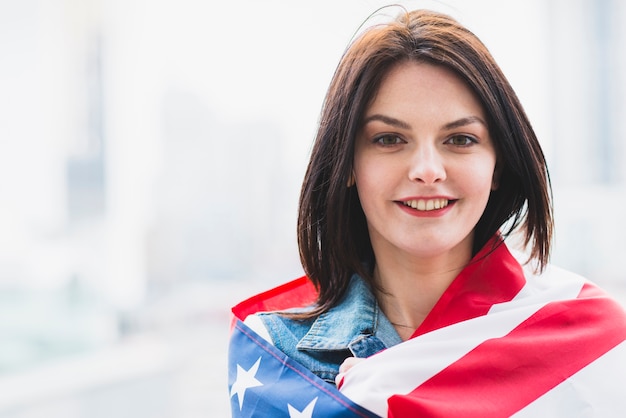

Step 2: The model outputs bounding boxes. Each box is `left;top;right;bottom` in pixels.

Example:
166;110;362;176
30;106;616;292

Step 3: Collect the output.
414;238;524;337
388;283;626;417
231;276;317;328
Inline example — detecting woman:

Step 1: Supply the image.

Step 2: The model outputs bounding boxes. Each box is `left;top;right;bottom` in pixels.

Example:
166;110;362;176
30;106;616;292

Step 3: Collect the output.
229;9;626;417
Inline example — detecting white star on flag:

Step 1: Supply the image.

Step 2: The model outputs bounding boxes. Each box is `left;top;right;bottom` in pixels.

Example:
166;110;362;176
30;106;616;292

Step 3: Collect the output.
288;397;318;418
230;357;263;410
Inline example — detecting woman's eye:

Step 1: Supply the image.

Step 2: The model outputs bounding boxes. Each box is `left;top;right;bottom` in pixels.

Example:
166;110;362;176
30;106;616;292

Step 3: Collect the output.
446;135;476;146
374;135;403;146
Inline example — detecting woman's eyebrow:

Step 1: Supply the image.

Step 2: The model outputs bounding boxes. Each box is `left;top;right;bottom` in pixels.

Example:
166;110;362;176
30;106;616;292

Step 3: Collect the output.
361;114;411;130
362;114;487;131
442;116;487;130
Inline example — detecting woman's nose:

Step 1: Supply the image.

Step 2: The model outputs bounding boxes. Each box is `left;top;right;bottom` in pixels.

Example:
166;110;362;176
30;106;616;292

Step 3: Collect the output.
407;145;446;184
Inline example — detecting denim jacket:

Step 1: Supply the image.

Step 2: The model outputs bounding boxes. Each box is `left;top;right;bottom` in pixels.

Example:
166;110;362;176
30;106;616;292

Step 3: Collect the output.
256;275;402;384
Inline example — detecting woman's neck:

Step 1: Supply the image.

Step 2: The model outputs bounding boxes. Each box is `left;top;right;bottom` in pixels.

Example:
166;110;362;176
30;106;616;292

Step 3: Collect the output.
373;246;472;340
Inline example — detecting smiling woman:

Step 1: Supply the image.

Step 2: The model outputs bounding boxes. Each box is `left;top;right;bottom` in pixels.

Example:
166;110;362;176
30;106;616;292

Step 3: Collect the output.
353;62;499;335
228;8;626;418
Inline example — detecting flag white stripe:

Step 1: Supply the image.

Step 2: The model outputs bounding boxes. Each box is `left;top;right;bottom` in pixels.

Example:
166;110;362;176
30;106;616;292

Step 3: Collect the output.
243;314;274;345
512;340;626;417
340;268;587;416
488;261;587;315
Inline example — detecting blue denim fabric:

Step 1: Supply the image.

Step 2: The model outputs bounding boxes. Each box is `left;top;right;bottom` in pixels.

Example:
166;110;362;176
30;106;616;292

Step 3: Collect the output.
257;274;402;384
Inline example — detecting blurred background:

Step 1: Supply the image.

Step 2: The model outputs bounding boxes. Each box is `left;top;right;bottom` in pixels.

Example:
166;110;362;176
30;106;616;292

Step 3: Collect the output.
0;0;624;416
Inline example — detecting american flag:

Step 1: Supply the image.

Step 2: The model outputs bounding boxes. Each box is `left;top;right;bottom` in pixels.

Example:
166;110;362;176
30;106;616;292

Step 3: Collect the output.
229;320;380;417
228;244;626;417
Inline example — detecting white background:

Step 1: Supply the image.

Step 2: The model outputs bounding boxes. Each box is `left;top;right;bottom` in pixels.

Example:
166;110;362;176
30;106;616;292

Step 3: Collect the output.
0;0;624;416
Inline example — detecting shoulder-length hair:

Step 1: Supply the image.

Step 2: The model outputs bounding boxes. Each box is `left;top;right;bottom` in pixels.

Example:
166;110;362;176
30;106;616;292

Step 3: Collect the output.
297;9;553;316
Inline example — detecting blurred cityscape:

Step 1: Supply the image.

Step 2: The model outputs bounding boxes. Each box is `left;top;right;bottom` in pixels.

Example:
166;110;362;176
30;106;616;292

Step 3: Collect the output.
0;0;624;417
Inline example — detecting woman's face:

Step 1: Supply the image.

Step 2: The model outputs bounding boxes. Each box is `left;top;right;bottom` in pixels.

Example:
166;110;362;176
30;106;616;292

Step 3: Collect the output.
353;61;498;264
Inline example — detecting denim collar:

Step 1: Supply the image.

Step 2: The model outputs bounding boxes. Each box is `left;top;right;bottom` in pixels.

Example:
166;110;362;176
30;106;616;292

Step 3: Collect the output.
296;275;401;356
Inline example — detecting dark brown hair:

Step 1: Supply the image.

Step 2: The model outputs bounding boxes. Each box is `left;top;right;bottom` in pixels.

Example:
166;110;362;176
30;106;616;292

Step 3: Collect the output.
297;9;553;316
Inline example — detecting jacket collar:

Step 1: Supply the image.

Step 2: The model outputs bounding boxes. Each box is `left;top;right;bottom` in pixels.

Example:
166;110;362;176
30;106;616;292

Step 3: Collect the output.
296;275;380;352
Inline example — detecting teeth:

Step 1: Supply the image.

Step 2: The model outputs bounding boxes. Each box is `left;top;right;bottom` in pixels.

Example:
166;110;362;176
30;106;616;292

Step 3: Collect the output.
403;198;449;211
